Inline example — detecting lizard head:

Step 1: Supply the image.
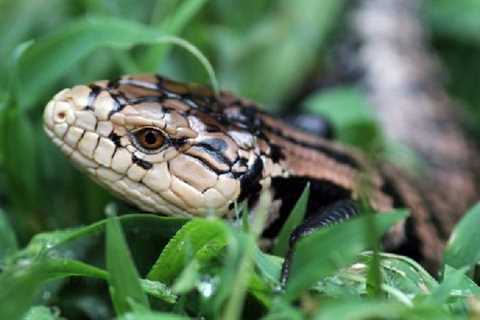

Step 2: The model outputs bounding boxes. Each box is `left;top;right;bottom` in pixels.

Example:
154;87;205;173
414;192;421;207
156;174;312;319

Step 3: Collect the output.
43;75;265;217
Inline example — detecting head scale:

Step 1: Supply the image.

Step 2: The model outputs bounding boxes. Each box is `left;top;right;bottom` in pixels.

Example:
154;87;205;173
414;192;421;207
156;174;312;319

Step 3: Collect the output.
43;74;267;217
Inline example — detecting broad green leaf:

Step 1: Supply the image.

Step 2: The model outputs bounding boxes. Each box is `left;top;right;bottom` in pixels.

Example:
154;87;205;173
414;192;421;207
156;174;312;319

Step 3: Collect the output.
314;299;407;320
255;248;283;286
304;87;375;124
421;265;477;307
368;252;438;296
216;0;347;105
273;183;309;256
443;265;480;297
147;218;228;284
0;209;18;262
119;311;188;320
106;212;150;315
428;0;480;43
444;203;480;270
16;16;164;109
263;297;304;320
304;87;382;152
23;306;61;320
23;214;186;257
285;210;408;299
0;256;108;320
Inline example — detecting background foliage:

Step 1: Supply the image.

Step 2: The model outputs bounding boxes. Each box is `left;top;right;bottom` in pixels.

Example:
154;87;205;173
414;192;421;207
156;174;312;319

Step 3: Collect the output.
0;0;479;319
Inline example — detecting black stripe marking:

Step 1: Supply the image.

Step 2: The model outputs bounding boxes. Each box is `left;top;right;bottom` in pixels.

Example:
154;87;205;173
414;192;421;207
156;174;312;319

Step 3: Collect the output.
192;142;233;168
238;157;264;202
230;106;362;169
86;84;102;110
262;123;362;170
186;152;230;175
132;154;153;170
127;95;166;105
107;92;128;118
108;132;122;147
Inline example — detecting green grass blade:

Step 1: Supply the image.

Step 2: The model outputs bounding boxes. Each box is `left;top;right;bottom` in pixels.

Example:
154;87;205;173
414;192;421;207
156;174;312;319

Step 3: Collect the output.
1;108;40;222
223;192;271;320
24;214;185;256
139;279;177;304
149;35;219;94
444;203;480;270
141;0;209;71
273;183;309;256
0;209;18;262
106;208;150;315
285;210;408;299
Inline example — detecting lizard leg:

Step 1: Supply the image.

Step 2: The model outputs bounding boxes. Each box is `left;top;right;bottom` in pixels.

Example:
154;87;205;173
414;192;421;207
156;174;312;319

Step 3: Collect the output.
282;114;335;139
279;199;358;286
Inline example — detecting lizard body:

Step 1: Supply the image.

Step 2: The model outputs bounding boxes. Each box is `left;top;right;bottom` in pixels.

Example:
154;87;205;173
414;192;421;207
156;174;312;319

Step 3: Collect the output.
43;74;444;271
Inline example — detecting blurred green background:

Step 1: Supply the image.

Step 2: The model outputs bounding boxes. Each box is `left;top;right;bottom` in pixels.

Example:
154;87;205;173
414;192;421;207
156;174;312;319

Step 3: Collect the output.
0;0;479;272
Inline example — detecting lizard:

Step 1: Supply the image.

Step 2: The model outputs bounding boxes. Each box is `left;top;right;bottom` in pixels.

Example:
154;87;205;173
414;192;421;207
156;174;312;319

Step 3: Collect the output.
42;74;449;283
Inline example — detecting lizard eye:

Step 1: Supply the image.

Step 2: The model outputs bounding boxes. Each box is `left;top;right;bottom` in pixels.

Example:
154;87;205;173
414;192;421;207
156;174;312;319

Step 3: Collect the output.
131;128;166;151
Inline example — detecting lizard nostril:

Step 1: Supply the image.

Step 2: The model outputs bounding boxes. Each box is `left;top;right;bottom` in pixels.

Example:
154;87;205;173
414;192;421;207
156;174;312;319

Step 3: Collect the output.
52;101;75;125
57;111;66;120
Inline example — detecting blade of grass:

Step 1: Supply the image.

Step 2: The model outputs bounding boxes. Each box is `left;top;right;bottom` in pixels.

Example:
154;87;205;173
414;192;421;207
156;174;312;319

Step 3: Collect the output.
444;203;480;271
273;183;309;256
149;35;219;94
141;0;209;71
0;209;18;262
105;205;150;315
363;207;382;298
223;192;271;320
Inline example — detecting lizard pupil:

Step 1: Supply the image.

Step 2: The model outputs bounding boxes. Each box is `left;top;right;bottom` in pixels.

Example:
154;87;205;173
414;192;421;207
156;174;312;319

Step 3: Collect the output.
145;132;157;145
